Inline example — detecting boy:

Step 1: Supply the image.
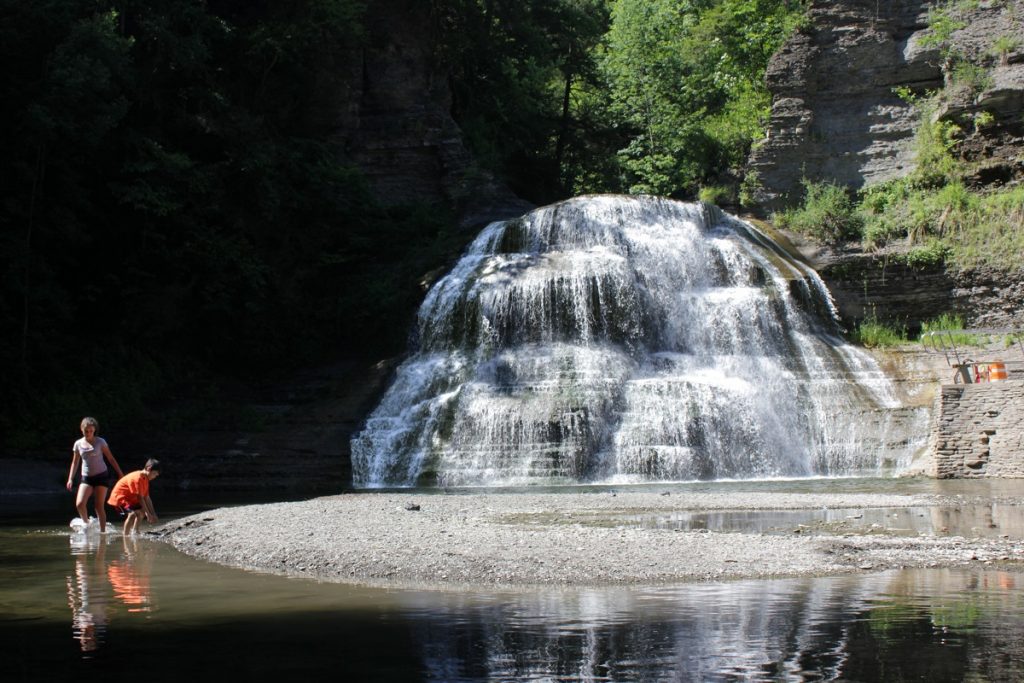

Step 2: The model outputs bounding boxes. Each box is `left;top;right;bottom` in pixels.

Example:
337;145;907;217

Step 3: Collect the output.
107;459;161;534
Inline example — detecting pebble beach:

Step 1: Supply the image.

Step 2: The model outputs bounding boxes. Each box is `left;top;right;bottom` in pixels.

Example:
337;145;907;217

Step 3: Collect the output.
156;489;1024;590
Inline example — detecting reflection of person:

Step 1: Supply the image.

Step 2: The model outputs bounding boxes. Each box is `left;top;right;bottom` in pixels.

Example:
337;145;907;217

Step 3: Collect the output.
108;535;154;613
107;459;161;534
66;535;110;653
66;417;125;533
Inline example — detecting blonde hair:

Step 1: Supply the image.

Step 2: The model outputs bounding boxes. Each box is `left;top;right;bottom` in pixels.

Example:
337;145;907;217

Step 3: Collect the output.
80;416;99;432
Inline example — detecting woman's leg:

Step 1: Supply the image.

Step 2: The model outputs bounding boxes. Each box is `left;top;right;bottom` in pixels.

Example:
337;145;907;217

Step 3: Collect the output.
93;486;108;532
75;484;93;522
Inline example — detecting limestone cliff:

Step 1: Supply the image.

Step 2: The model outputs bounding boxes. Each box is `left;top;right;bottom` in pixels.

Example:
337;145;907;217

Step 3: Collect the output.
748;0;937;210
750;0;1024;211
749;0;1024;332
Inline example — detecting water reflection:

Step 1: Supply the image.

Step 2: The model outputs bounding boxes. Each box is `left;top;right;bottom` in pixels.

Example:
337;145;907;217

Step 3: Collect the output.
13;513;1024;681
108;536;156;613
399;569;1024;682
66;532;156;656
66;533;109;654
573;502;1024;539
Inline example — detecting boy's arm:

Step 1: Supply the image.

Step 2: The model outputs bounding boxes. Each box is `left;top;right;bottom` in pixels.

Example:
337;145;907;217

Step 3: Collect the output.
142;495;158;523
66;452;81;491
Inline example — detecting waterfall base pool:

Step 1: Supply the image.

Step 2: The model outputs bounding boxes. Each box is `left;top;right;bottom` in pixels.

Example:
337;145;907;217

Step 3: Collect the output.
5;480;1024;682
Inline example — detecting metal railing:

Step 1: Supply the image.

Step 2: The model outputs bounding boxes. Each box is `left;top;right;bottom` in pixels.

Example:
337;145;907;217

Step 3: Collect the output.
920;328;1024;384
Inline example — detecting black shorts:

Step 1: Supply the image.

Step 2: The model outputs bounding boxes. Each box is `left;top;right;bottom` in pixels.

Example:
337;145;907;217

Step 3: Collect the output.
82;471;114;488
115;502;141;517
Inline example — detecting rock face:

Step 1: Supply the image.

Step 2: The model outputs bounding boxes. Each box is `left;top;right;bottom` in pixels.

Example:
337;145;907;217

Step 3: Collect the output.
749;0;1024;212
749;0;1024;332
336;0;531;227
748;0;937;211
812;251;1024;332
112;361;397;493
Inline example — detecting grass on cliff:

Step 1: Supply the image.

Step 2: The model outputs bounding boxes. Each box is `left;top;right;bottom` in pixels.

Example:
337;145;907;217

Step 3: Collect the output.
853;313;1016;349
852;315;908;348
773;65;1024;274
920;313;988;347
773;172;1024;274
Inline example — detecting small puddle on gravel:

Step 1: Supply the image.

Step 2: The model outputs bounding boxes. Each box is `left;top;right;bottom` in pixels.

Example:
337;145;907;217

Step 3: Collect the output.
515;505;1024;538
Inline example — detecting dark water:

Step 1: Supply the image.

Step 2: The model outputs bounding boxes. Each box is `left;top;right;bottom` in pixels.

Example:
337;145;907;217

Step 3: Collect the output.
5;481;1024;682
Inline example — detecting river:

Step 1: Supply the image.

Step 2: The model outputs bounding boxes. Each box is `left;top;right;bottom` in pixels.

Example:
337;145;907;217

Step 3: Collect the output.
5;479;1024;682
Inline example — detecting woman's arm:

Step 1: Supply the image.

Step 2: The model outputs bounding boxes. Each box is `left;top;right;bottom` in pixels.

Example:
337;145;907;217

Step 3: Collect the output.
101;442;125;479
66;451;81;491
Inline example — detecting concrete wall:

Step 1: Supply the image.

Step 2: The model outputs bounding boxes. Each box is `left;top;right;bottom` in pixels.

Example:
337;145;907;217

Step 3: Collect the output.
931;380;1024;478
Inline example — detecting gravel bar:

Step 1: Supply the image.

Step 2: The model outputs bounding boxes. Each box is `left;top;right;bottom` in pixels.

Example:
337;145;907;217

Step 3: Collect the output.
156;490;1024;589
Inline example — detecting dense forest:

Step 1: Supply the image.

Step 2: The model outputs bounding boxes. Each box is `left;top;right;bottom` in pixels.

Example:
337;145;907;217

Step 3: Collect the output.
1;0;807;447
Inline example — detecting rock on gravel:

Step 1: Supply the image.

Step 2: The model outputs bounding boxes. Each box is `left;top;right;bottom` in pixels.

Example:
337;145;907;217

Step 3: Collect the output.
154;491;1024;589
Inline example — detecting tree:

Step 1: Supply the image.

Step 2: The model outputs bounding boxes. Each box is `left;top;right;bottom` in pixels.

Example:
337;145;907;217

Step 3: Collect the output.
433;0;611;202
0;0;448;445
601;0;805;197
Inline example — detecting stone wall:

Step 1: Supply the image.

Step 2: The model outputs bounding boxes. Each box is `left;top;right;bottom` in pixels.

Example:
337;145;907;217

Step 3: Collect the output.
931;380;1024;478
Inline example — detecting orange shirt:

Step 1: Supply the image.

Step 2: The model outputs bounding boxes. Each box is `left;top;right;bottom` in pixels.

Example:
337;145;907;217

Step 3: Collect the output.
108;471;150;508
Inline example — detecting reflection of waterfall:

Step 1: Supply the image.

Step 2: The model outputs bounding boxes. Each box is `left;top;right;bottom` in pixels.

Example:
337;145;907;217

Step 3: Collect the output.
404;569;1024;682
353;195;922;487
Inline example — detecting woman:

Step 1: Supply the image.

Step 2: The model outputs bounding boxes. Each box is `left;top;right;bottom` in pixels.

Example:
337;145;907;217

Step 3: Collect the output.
66;417;124;533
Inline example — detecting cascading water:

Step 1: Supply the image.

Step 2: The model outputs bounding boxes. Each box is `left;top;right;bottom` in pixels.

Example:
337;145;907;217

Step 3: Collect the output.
352;195;921;487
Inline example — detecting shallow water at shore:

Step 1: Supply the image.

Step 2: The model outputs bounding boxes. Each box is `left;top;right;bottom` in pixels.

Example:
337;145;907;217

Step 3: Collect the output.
5;479;1024;682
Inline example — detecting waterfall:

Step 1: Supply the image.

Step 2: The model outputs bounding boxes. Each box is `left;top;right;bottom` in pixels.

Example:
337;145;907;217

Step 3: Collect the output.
352;195;919;487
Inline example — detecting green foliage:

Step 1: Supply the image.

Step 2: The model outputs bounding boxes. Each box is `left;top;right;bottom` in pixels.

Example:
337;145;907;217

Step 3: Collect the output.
858;177;1023;271
901;241;951;269
852;314;908;348
942;186;1024;270
973;110;996;131
949;59;992;93
921;312;965;334
600;0;807;196
698;184;736;205
433;0;612;202
989;34;1021;64
739;170;765;207
919;313;991;347
777;64;1022;274
762;0;1015;287
913;113;962;188
919;4;966;54
430;0;807;200
0;0;474;446
772;179;862;243
834;61;1024;274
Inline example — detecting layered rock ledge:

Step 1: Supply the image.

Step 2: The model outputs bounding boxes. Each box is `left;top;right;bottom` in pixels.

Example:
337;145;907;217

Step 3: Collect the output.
157;490;1024;590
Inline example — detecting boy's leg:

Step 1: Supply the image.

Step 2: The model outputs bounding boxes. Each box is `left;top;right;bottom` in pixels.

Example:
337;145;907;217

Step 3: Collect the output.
125;510;140;535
